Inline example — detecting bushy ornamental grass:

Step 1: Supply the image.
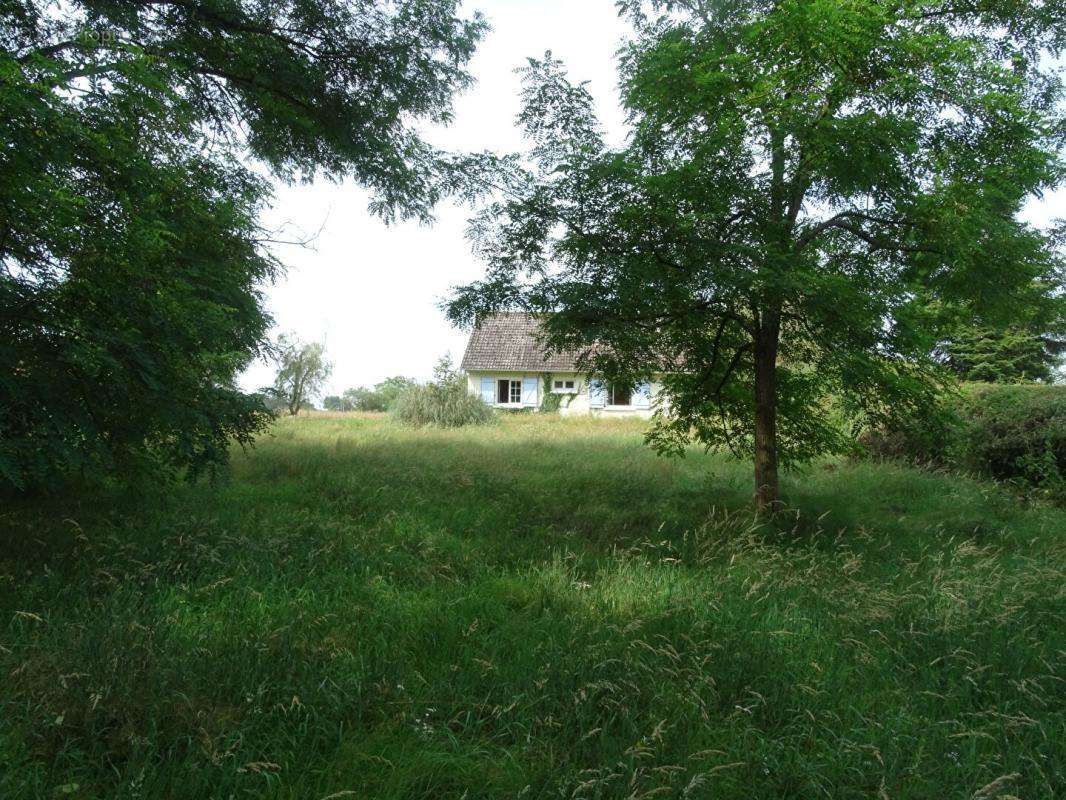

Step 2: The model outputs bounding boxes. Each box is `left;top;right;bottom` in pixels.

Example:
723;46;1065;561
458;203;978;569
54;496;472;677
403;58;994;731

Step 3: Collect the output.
864;382;1066;502
390;380;493;428
1;414;1064;798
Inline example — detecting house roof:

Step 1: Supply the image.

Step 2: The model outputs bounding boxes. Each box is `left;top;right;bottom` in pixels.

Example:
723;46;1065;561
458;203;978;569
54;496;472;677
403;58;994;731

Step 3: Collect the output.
460;313;584;372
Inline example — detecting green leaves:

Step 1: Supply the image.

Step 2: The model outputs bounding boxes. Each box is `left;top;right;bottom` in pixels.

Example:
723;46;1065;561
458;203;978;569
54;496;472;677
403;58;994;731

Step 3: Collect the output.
272;335;332;417
451;0;1062;484
1;1;485;492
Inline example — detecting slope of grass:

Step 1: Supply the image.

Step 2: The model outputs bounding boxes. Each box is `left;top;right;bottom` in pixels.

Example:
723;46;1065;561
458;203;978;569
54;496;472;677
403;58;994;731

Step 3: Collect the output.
1;414;1063;799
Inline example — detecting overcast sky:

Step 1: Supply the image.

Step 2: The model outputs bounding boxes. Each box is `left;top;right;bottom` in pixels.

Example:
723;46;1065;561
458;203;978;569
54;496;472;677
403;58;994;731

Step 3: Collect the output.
241;0;631;396
241;0;1064;398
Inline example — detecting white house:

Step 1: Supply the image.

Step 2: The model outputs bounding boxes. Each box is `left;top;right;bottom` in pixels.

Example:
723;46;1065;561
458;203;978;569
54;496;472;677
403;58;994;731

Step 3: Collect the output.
460;313;663;417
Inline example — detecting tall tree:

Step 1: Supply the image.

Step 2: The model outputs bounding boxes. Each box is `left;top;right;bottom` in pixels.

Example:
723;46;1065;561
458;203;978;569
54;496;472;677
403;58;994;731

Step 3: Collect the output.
272;334;331;417
449;1;1063;512
937;281;1066;382
938;325;1065;383
1;0;485;490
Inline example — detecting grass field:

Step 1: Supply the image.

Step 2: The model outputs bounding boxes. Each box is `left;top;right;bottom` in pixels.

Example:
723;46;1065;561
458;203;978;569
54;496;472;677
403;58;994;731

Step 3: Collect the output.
1;413;1064;799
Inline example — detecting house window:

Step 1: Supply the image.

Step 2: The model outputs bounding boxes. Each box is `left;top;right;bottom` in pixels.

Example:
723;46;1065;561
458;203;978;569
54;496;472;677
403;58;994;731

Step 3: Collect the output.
497;379;522;404
552;379;577;393
609;384;632;406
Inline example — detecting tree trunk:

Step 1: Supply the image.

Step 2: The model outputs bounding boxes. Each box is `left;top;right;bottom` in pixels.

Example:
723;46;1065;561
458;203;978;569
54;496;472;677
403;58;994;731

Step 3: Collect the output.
753;317;780;514
289;371;304;416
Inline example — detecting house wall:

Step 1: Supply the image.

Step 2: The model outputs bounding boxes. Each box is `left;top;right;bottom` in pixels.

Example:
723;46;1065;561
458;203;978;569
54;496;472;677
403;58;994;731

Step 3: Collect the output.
466;370;665;418
554;372;590;417
589;377;666;419
465;371;543;410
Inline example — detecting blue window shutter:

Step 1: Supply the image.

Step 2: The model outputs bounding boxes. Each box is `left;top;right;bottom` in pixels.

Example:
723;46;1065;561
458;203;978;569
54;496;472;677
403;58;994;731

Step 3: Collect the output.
480;377;494;404
522;377;538;406
634;382;651;409
589;380;606;408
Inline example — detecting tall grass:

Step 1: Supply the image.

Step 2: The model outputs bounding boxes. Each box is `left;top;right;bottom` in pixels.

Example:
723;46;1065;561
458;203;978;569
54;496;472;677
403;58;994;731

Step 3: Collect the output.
390;380;493;428
0;414;1063;799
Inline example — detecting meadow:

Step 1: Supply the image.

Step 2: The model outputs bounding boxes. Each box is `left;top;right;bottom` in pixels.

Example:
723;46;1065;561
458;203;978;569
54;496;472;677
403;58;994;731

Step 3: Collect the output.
1;413;1064;799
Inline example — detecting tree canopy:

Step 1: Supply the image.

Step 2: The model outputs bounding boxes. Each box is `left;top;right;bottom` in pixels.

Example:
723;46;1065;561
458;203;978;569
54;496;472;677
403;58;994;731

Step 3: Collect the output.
272;334;331;416
1;0;485;490
937;265;1066;382
938;323;1065;384
324;377;417;412
449;0;1064;511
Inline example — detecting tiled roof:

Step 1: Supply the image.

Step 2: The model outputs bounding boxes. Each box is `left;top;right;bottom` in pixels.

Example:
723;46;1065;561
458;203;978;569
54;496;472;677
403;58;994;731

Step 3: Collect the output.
460;313;583;372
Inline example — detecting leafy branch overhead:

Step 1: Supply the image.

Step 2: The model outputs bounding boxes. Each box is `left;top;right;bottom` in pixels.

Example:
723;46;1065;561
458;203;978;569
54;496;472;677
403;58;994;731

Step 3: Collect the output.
1;1;486;491
9;0;488;220
448;0;1064;510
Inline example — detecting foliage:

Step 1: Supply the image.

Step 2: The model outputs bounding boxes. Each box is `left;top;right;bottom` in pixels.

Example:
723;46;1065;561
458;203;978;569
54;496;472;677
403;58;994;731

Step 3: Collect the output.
325;377;418;412
540;374;563;413
261;392;292;414
344;386;386;412
271;334;331;417
341;390;372;412
0;0;486;490
391;355;491;428
322;395;351;412
864;382;1066;502
448;1;1064;510
538;373;577;414
430;353;463;389
937;318;1066;383
368;376;419;411
935;259;1066;382
2;414;1064;798
1;33;278;489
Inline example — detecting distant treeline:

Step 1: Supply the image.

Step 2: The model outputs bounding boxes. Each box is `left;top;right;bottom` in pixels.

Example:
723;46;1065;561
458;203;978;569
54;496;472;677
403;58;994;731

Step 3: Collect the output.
322;377;417;413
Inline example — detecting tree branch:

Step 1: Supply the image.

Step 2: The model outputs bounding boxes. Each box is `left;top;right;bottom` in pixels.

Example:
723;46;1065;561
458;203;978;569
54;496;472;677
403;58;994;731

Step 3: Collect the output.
16;40;87;63
794;211;913;252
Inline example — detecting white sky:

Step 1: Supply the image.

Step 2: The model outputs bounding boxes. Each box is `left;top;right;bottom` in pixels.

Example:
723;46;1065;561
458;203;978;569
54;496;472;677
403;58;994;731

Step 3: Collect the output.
241;0;632;396
241;0;1064;398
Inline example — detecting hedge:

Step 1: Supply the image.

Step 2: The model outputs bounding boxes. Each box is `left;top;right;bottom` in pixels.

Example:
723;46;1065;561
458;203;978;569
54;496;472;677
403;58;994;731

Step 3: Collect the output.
863;383;1066;502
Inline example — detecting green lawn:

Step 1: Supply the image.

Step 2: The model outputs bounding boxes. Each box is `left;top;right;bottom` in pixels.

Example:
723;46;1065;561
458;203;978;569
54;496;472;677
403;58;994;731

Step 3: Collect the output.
1;414;1064;799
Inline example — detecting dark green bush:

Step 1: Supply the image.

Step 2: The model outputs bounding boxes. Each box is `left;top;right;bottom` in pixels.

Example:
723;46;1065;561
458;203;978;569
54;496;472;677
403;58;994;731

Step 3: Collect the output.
863;383;1065;501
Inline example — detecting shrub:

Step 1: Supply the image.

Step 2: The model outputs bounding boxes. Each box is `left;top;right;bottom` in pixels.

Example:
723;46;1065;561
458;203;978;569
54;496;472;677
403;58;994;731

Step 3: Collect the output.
955;384;1065;489
863;383;1066;501
391;378;493;428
